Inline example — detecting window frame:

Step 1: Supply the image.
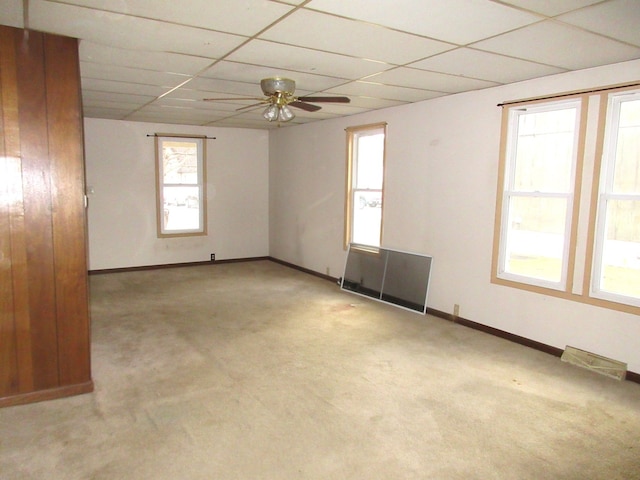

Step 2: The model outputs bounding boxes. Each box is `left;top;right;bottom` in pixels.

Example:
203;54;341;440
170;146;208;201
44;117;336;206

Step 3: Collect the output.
155;133;207;238
492;84;640;315
589;89;640;307
496;99;583;291
344;122;387;250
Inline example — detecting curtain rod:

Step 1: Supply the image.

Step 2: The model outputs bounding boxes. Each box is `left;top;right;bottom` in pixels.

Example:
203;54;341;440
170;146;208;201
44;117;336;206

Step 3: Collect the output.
497;81;640;107
146;134;216;140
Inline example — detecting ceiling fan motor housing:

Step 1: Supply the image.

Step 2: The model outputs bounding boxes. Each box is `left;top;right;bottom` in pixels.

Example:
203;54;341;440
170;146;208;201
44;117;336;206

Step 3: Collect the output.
261;77;296;95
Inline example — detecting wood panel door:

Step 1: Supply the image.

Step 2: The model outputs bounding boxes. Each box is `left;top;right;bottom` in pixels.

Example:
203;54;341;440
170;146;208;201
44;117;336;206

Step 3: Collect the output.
0;26;93;407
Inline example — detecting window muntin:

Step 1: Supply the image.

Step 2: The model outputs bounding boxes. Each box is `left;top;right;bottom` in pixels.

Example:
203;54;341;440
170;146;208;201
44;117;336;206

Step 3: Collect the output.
155;135;206;237
498;101;580;289
591;91;640;306
345;124;386;248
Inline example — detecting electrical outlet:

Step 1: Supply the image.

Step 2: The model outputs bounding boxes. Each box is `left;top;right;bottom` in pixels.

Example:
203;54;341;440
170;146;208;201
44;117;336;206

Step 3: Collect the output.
453;304;460;317
210;253;215;261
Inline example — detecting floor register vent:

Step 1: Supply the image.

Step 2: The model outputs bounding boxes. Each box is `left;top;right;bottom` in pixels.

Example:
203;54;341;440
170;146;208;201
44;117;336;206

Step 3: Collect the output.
561;346;627;381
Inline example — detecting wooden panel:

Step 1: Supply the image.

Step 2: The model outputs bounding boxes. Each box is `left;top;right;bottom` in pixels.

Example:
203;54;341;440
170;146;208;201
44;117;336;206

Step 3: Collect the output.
0;27;33;396
14;29;59;390
0;35;18;395
0;25;92;406
44;33;91;385
0;380;93;408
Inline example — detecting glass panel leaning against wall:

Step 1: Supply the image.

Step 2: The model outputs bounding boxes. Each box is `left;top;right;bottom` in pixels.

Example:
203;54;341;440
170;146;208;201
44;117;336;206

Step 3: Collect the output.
345;123;386;249
493;85;640;313
155;134;207;237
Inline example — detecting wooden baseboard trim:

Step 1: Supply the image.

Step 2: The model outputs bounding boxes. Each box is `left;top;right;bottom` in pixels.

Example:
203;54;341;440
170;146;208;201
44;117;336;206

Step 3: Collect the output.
0;380;94;408
625;370;640;383
268;257;340;283
89;256;270;275
425;308;640;384
428;308;565;357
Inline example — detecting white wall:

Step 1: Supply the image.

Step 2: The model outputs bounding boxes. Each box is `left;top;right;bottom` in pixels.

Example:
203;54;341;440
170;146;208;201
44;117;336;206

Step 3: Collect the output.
269;59;640;372
84;118;269;270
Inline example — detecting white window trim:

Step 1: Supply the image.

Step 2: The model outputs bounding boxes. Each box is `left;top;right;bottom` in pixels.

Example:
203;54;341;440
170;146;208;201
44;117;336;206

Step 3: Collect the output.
496;100;581;291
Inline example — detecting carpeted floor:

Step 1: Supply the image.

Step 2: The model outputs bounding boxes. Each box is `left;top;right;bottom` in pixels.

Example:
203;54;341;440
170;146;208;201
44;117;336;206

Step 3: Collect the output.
1;260;639;479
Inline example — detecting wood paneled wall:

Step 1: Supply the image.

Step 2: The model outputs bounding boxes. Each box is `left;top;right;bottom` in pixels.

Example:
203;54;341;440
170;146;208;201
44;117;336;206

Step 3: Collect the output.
0;25;93;407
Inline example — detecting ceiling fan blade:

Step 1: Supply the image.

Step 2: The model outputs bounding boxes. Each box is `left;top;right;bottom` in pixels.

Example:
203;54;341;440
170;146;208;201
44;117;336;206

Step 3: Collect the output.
289;101;321;112
204;96;264;102
297;96;351;103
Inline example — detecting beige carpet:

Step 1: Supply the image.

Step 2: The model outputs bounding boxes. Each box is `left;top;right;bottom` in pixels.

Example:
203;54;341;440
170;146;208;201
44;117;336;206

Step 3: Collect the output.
1;260;639;479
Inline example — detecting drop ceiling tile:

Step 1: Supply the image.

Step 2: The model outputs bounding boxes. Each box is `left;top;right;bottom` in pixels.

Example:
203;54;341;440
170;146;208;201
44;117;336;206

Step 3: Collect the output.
306;0;543;44
0;0;23;28
157;91;205;103
82;98;147;111
126;113;207;125
410;48;566;83
326;81;445;102
84;107;131;119
272;0;307;6
367;67;499;93
201;61;348;92
81;78;169;97
206;120;266;129
157;96;259;113
169;77;259;96
225;39;392;79
557;0;640;47
81;62;191;87
79;41;214;75
260;9;454;65
82;91;156;105
498;0;604;17
29;0;245;58
57;0;294;36
345;97;408;109
472;20;640;70
130;105;225;123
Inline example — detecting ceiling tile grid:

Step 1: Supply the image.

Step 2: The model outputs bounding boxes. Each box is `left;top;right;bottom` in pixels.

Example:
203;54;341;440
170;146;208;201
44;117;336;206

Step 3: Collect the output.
0;0;638;129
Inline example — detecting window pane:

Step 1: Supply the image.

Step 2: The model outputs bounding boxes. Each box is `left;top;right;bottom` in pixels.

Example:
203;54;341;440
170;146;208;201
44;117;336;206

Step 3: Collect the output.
504;196;568;282
613;99;640;194
355;133;384;189
163;186;200;231
598;199;640;298
513;108;576;192
162;141;198;185
352;190;382;247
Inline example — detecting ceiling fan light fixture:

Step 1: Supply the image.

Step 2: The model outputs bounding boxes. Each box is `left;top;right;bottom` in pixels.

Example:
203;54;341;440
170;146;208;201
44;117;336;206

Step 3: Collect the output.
278;104;295;122
263;104;279;121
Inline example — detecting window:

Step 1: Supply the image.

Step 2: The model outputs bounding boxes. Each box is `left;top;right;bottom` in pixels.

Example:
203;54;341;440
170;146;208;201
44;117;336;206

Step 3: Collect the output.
493;85;640;313
155;134;206;237
592;91;640;306
345;123;386;248
497;101;581;290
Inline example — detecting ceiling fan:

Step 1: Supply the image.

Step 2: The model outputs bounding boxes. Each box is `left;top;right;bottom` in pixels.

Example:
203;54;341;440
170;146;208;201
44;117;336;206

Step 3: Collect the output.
204;77;350;122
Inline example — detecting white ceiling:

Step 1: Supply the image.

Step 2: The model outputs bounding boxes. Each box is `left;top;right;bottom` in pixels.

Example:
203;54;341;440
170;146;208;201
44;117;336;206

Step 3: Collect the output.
2;0;639;129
